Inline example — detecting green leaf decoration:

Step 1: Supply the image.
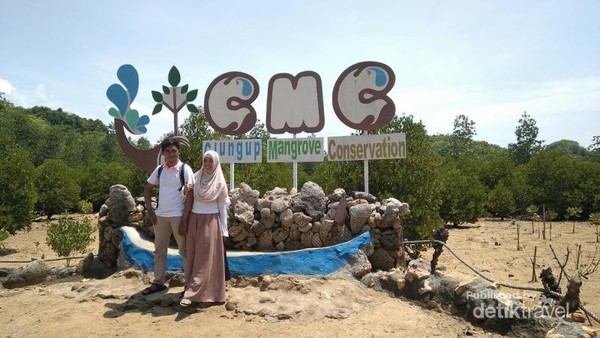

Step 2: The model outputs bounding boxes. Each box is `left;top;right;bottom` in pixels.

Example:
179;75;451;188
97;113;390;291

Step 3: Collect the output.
151;90;163;102
181;84;188;93
187;104;199;113
168;66;181;87
162;85;170;95
125;109;140;131
108;107;121;118
186;89;198;101
152;103;163;115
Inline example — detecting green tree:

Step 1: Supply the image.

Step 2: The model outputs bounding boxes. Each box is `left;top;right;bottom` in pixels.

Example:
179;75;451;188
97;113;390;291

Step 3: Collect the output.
0;133;37;234
100;122;128;164
479;155;529;210
487;181;517;220
577;160;600;217
525;149;586;218
589;136;600;162
35;159;80;219
364;115;443;239
311;158;363;194
508;111;544;164
233;121;292;192
546;140;589;158
449;114;476;159
438;160;486;226
79;162;134;210
179;106;221;170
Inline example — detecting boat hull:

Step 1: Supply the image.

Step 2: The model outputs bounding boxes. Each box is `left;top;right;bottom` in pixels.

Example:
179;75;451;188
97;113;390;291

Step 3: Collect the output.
120;226;372;276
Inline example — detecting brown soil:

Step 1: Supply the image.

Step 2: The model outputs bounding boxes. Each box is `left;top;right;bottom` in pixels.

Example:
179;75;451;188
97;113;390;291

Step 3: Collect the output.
1;216;598;337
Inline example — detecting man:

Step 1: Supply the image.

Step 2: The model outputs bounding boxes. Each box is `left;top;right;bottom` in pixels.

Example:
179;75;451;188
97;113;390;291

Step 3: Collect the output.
141;137;195;295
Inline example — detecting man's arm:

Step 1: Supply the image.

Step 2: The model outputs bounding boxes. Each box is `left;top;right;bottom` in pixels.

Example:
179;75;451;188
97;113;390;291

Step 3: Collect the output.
144;182;157;225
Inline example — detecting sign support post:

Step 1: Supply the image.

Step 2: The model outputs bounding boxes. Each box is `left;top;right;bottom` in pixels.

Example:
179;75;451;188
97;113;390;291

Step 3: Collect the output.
364;159;369;194
230;135;235;190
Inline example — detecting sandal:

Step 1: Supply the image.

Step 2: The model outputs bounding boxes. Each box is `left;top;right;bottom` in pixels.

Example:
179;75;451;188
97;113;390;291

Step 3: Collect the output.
177;298;196;313
141;283;166;295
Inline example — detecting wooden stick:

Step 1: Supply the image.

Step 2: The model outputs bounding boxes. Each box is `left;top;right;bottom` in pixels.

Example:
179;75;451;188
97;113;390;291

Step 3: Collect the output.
530;246;538;282
517;222;521;251
576;244;581;270
542;204;546;240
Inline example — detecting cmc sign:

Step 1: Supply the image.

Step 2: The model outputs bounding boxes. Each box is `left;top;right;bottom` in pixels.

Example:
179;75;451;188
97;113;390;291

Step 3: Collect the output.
204;61;396;136
106;61;401;173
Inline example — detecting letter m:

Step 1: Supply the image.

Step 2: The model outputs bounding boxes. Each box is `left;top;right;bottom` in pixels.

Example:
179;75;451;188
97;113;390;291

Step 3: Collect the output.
266;71;325;134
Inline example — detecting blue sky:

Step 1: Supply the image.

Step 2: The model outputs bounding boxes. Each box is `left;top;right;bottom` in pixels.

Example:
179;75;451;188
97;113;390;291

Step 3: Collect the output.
1;0;598;148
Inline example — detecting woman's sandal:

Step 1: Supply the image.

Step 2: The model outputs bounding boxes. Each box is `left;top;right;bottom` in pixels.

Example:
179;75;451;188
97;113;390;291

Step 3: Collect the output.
141;283;167;296
177;298;196;313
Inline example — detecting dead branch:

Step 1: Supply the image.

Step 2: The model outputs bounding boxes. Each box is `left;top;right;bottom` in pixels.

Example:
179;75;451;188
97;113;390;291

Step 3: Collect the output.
549;244;571;285
578;245;600;279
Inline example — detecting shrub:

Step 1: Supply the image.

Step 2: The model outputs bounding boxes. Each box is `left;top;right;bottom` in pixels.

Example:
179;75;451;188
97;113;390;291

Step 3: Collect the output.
46;215;95;266
78;200;94;214
0;228;9;249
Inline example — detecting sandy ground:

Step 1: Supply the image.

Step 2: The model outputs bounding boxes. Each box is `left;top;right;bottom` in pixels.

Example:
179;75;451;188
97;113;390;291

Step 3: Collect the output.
1;215;598;337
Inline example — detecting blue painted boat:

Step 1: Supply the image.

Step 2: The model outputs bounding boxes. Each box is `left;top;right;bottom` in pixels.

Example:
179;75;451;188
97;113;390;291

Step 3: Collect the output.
120;226;372;277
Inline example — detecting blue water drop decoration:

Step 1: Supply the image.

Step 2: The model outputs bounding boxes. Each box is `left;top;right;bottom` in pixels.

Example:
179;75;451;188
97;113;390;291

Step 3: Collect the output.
367;67;387;87
117;64;139;102
137;115;150;128
106;84;129;115
237;78;252;96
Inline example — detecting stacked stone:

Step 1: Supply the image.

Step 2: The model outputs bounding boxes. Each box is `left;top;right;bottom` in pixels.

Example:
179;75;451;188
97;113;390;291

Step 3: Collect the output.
227;181;410;270
97;184;136;267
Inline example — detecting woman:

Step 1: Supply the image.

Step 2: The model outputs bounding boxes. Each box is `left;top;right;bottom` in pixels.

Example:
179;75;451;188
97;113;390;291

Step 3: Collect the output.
178;150;229;308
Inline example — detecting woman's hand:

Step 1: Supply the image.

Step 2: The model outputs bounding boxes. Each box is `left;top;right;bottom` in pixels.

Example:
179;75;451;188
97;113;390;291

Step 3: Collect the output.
147;208;157;225
178;220;187;236
182;183;193;195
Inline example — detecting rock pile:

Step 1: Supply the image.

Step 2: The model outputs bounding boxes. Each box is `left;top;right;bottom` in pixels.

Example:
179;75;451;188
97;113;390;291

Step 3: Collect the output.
361;257;598;337
97;184;136;267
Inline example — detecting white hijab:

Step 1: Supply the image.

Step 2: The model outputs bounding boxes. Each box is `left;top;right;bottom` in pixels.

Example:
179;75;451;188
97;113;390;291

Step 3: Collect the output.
193;150;229;204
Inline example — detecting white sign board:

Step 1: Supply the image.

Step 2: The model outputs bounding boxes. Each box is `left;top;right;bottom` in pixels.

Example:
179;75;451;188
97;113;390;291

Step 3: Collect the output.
203;139;262;163
327;133;406;161
267;137;324;162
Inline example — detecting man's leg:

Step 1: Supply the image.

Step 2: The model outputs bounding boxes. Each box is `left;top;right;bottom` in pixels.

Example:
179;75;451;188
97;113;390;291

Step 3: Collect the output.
153;216;172;285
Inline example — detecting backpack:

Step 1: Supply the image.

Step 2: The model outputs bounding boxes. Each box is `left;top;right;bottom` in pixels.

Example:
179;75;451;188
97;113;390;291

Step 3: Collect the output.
157;162;189;191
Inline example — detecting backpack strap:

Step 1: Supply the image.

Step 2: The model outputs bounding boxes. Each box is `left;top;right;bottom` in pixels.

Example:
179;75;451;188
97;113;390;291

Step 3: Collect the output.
177;163;188;191
157;164;165;183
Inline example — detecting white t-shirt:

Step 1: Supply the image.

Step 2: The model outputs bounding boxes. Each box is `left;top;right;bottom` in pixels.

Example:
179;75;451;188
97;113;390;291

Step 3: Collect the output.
147;161;195;217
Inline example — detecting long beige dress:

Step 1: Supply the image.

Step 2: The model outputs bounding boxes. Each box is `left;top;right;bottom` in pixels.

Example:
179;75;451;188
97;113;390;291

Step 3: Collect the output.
183;212;226;303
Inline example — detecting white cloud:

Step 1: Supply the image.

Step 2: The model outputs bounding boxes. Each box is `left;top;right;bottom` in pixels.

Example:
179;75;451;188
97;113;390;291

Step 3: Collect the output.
5;83;64;111
0;78;14;94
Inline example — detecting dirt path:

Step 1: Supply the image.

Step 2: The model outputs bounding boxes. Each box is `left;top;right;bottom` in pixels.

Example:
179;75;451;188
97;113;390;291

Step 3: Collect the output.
1;217;598;337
